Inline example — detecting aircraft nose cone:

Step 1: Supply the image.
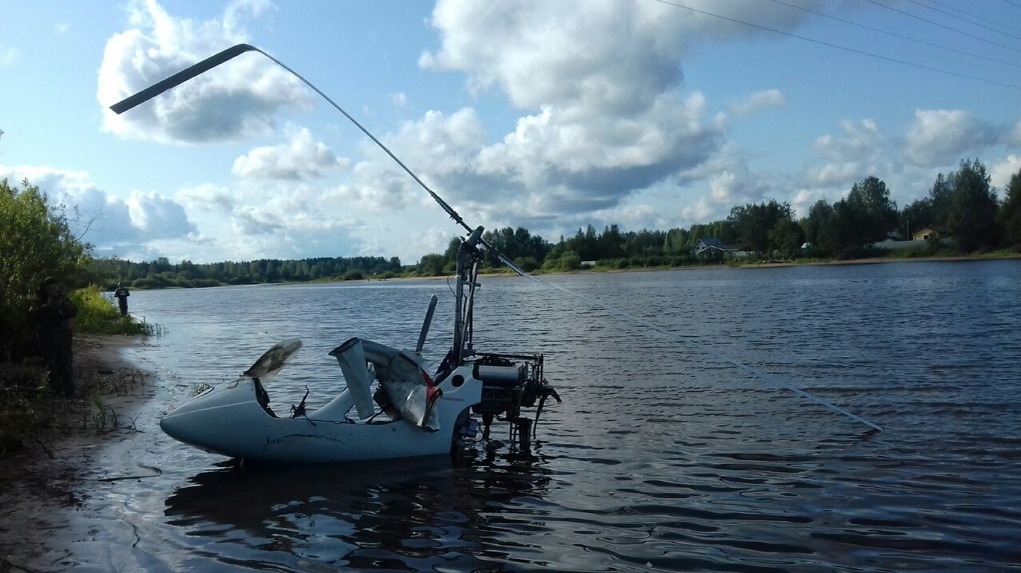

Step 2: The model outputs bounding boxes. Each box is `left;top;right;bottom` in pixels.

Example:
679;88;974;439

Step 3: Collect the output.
159;404;204;447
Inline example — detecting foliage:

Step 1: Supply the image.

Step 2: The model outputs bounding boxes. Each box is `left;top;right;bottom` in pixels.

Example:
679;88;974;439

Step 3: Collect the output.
848;176;899;245
0;178;91;360
999;167;1021;248
902;173;952;235
417;253;448;276
802;176;897;258
483;226;553;267
825;176;900;257
768;218;805;259
89;254;402;288
542;249;582;271
728;200;796;255
801;200;836;255
342;269;364;281
68;286;154;336
947;159;999;253
89;394;119;432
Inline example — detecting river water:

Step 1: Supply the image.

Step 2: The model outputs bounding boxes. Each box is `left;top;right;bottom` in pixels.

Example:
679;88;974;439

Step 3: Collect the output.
41;262;1021;570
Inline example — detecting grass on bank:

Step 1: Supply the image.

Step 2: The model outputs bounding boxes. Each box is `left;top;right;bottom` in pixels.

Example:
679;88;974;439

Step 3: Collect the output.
0;286;155;456
69;286;158;336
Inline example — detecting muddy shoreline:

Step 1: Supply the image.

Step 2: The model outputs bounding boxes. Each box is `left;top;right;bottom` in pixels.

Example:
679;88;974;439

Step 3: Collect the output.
0;334;156;572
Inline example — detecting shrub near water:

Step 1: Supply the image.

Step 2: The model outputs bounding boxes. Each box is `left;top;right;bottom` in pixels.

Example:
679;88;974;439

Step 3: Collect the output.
0;287;154;455
69;286;154;336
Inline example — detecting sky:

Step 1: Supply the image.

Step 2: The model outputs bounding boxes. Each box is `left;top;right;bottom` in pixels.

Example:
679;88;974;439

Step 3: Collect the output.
1;0;1020;265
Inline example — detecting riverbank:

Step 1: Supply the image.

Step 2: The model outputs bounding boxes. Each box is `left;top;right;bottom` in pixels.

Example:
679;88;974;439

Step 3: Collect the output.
737;253;1021;269
0;334;156;571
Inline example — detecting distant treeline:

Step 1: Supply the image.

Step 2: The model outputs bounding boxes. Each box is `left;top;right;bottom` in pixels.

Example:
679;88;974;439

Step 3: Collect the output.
91;256;403;289
92;157;1021;289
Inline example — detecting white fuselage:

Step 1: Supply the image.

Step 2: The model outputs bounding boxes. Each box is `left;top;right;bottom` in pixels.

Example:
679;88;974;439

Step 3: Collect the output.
159;363;482;463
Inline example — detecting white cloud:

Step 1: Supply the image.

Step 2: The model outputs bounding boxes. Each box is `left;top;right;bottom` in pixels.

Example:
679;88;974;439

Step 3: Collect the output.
232;127;349;180
410;0;820;232
0;165;198;260
991;155;1021;190
232;205;284;235
1009;120;1021;146
806;119;892;190
709;171;739;204
809;162;860;187
904;109;999;166
813;119;883;161
125;190;196;238
680;196;716;223
420;1;813;111
0;47;20;66
729;89;786;118
97;0;309;143
176;183;236;213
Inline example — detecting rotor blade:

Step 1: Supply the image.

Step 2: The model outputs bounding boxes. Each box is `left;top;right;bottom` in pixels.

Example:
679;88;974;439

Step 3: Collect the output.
243;338;302;383
110;43;473;235
110;44;257;114
416;294;439;356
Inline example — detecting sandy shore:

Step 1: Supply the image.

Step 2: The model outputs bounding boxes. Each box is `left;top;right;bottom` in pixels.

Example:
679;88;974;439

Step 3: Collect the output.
0;334;156;571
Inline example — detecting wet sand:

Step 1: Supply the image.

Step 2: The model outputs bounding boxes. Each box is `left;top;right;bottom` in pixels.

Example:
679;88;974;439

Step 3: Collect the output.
0;334;157;572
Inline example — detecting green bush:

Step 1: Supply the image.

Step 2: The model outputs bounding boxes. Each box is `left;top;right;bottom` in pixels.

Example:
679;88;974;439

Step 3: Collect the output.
69;286;152;336
1;178;90;360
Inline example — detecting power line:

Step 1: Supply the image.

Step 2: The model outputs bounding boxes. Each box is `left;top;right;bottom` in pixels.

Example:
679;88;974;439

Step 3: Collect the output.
907;0;1021;41
863;0;1021;54
653;0;1021;90
766;0;1021;70
924;0;1021;35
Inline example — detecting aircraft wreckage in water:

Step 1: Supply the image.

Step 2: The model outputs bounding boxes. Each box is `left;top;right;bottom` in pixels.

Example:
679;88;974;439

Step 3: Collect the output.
111;45;560;463
156;231;559;463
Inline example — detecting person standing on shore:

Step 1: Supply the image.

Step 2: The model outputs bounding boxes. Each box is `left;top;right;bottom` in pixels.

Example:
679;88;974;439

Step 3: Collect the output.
33;277;79;397
114;282;130;316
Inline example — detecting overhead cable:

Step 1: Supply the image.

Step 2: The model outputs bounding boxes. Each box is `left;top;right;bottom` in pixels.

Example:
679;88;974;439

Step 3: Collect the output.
654;0;1021;90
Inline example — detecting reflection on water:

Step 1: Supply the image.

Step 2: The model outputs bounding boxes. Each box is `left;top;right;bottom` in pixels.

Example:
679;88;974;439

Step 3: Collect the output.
162;451;553;571
62;262;1021;571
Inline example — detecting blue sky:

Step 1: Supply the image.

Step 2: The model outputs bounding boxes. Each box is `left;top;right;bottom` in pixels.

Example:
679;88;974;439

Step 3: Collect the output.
2;0;1019;265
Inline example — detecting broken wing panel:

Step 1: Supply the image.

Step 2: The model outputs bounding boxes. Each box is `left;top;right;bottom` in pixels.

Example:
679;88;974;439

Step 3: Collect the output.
331;338;441;430
329;338;375;419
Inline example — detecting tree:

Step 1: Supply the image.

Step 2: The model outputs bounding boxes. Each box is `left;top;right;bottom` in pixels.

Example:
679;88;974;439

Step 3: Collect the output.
947;159;998;253
417;253;447;276
999;167;1021;248
820;176;899;257
929;173;953;228
768;218;805;259
847;176;899;245
727;200;794;255
1;178;91;359
801;200;836;256
563;225;599;262
902;173;953;238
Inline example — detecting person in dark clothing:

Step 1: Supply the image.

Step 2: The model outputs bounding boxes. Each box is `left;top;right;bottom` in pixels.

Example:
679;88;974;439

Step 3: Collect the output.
34;277;79;397
114;282;130;316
